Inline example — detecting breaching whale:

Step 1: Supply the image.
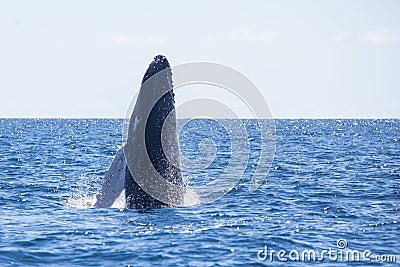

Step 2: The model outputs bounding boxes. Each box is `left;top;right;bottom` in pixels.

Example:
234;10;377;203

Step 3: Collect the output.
94;55;184;208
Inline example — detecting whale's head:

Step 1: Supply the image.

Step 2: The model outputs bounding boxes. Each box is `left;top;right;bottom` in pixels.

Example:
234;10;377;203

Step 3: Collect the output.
142;55;171;84
135;55;174;113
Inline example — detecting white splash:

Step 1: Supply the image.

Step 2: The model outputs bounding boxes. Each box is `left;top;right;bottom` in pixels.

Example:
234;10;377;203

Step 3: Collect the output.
65;194;97;209
183;188;201;206
65;190;127;209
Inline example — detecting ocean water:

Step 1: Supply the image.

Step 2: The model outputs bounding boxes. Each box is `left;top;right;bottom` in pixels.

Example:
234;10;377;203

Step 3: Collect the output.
0;119;399;266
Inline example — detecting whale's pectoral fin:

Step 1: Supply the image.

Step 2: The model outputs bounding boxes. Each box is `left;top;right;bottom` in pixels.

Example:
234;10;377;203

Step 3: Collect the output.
94;147;125;208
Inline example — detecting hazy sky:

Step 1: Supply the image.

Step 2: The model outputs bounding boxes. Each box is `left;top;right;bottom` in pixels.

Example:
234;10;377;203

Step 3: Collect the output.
1;1;399;118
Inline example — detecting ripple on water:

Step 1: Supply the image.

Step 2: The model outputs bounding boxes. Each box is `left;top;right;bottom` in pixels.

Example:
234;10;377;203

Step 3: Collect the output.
0;119;399;266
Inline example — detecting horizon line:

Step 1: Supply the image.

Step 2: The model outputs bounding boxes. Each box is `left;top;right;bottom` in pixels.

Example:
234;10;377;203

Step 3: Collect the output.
1;117;399;120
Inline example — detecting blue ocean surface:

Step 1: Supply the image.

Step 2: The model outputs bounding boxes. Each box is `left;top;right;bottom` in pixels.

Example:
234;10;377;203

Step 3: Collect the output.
0;119;399;266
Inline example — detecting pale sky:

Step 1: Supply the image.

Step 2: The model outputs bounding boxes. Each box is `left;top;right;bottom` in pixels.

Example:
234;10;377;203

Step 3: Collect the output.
1;0;399;118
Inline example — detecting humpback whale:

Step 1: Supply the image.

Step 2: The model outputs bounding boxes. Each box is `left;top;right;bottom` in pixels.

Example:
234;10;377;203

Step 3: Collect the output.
94;55;184;208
